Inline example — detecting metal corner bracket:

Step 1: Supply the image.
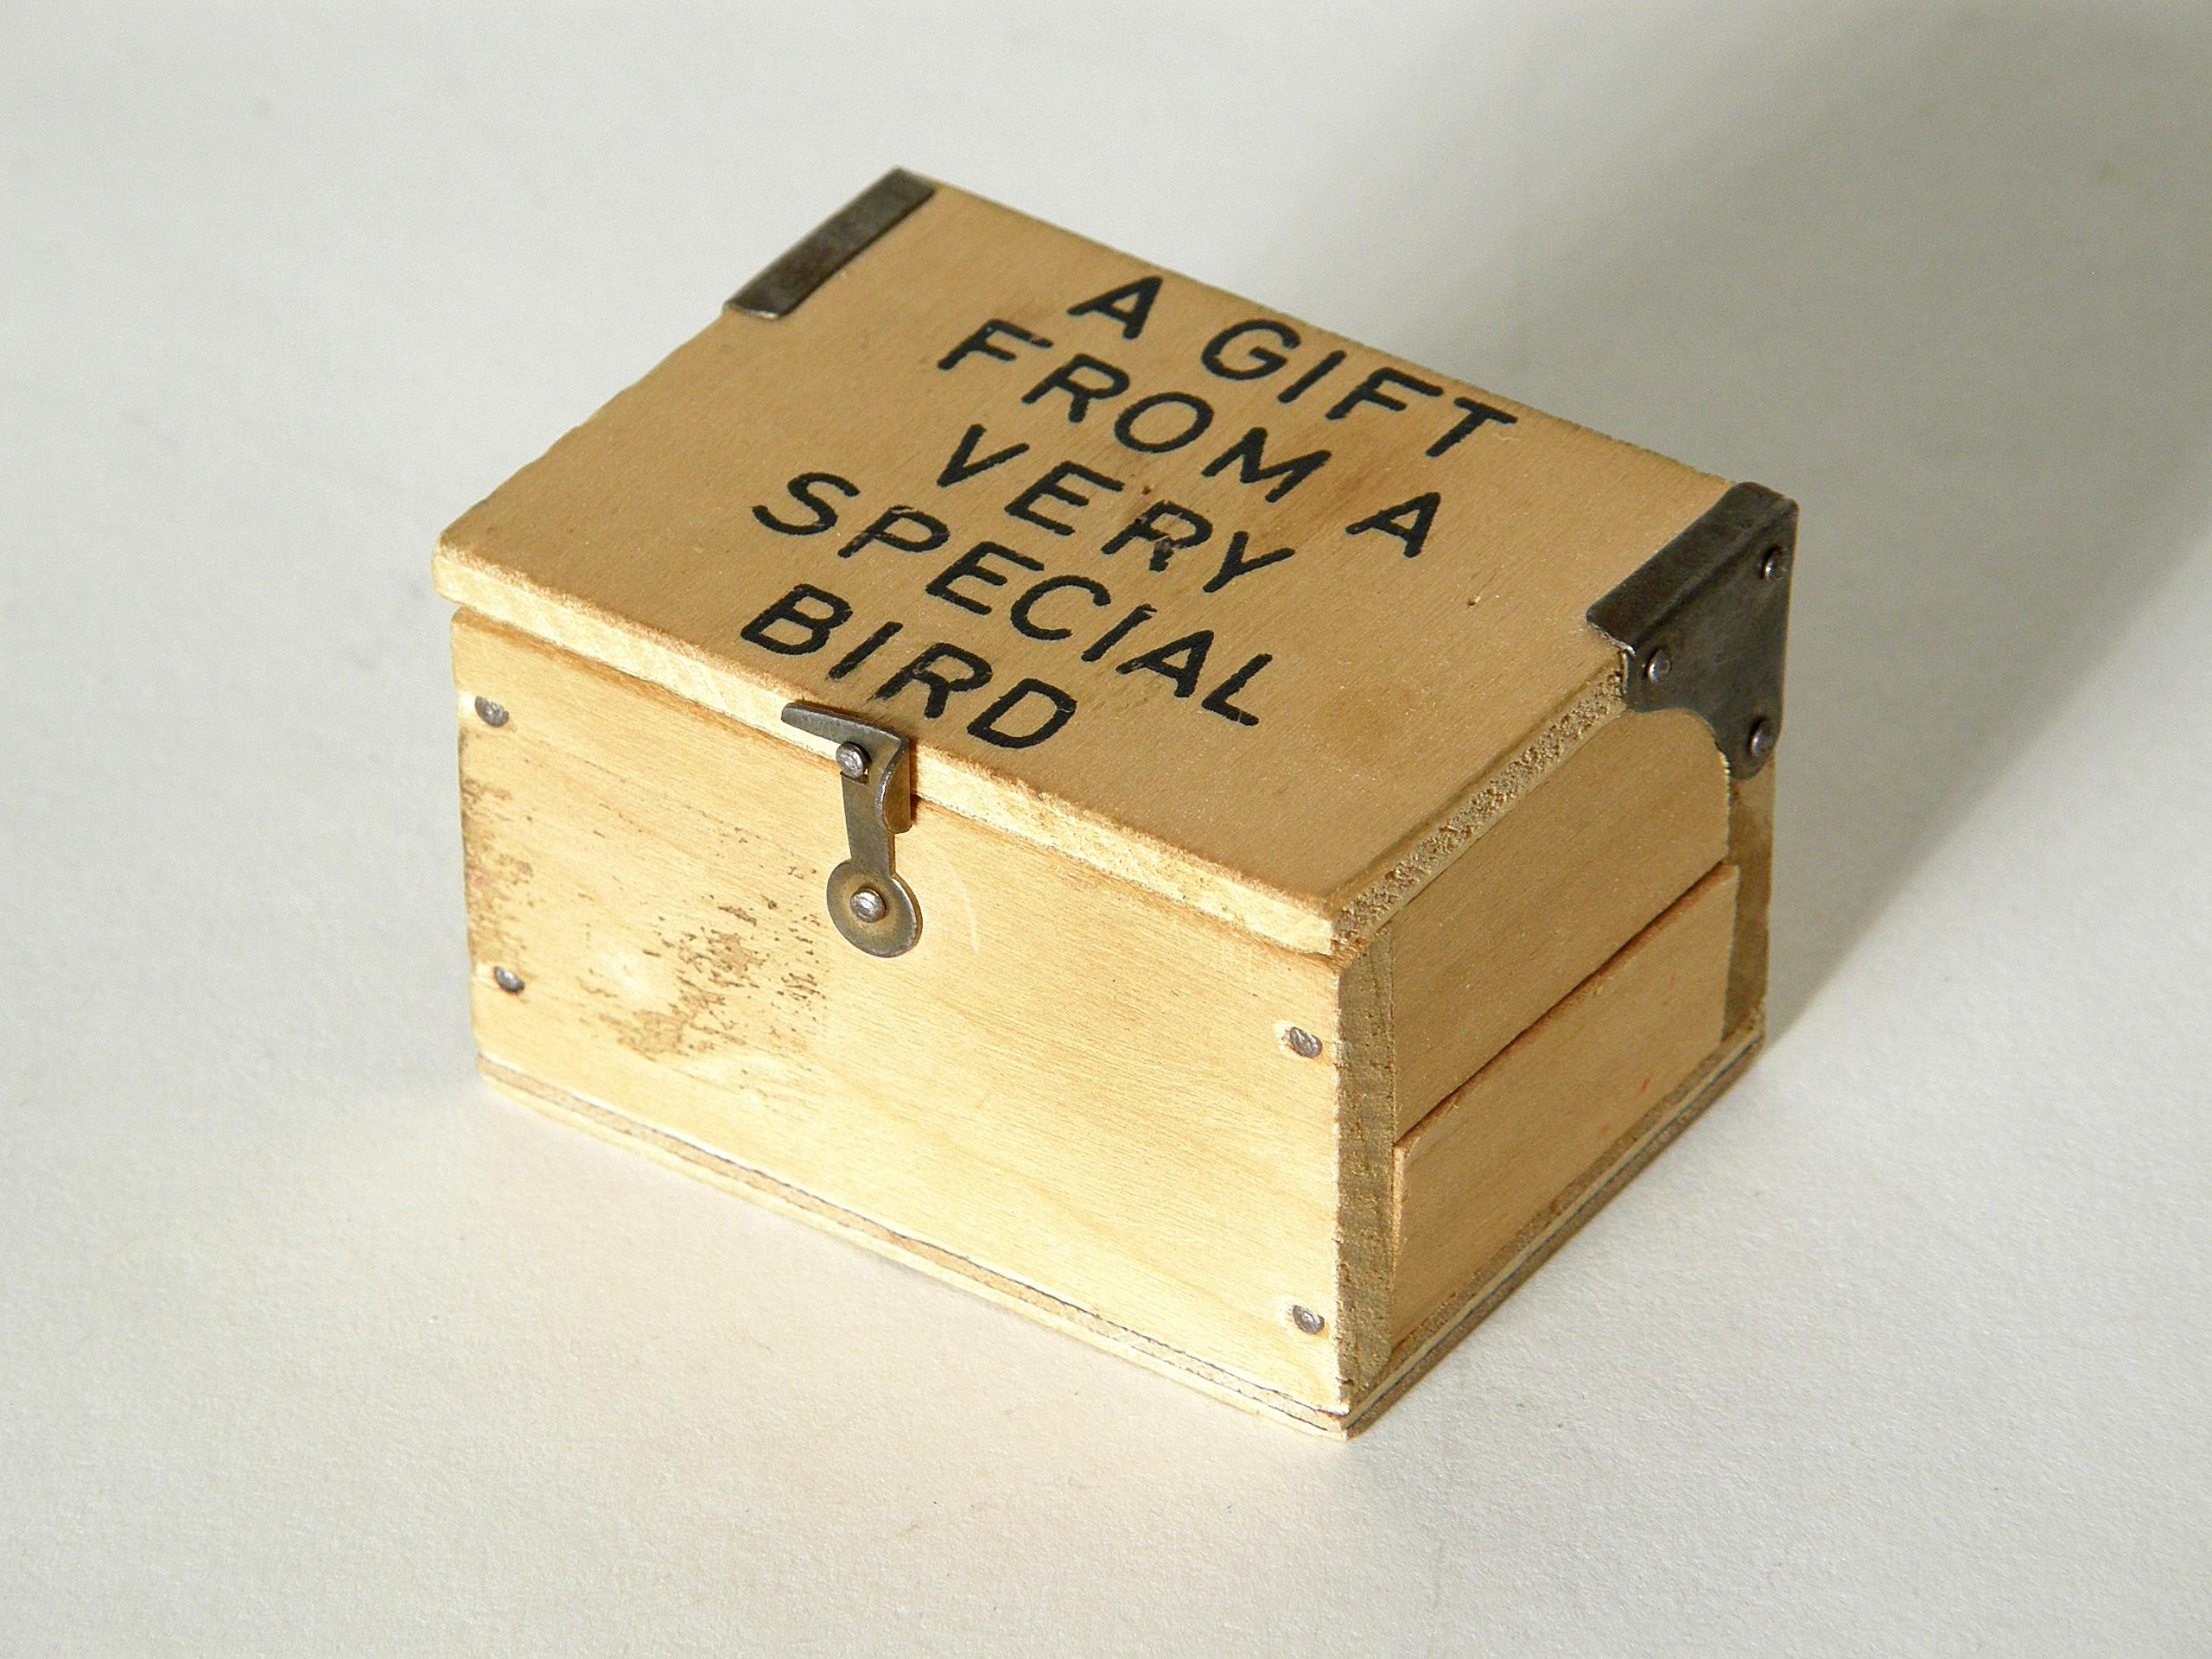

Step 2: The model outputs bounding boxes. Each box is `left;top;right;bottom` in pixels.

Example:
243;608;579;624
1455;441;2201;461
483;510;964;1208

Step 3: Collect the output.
728;168;936;319
781;703;922;958
1586;481;1798;778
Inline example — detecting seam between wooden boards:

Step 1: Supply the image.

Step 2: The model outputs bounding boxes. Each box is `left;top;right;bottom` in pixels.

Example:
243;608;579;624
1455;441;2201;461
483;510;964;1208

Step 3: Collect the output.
438;574;1628;961
1326;667;1627;945
1388;853;1732;1154
437;563;1336;952
451;608;1359;1011
1345;1015;1763;1437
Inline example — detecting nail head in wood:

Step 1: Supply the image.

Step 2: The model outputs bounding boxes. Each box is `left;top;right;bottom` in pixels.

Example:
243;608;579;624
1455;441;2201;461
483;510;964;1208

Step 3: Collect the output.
491;965;524;994
473;696;509;728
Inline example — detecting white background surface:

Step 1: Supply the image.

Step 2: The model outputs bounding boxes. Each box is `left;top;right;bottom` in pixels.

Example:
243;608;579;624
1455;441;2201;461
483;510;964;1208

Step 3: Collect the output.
5;3;2209;1652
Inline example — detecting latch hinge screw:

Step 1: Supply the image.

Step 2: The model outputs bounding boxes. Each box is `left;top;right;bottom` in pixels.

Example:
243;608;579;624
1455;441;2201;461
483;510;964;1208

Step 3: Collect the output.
781;703;923;958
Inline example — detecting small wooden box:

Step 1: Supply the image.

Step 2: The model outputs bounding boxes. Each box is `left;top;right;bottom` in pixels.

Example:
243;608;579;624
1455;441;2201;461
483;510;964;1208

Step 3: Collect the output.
435;171;1795;1435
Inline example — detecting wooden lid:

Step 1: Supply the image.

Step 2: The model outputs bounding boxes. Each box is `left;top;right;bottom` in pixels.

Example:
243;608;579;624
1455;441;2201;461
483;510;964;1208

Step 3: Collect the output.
435;173;1729;954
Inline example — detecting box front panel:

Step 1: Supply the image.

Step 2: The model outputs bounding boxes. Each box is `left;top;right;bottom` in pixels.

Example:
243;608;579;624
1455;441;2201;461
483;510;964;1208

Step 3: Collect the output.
453;613;1350;1408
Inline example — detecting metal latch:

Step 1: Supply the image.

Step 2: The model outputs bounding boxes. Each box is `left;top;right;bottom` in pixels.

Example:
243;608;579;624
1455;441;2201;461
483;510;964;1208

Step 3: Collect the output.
780;703;922;957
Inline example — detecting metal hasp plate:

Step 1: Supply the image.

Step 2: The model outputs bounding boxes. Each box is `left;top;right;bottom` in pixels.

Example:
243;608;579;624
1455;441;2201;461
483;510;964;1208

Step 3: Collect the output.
728;169;936;319
781;703;922;957
1586;481;1797;777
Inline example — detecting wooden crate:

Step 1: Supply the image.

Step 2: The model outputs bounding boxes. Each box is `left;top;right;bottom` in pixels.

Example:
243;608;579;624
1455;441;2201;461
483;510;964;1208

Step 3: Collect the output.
435;170;1795;1435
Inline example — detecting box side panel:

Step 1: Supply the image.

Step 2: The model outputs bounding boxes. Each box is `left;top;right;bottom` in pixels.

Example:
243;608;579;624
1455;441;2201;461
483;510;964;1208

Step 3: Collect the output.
1389;865;1737;1343
1384;707;1728;1136
452;614;1350;1407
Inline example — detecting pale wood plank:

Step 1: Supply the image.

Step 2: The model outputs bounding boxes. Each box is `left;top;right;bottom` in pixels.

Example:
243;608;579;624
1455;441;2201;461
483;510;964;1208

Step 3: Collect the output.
1349;1014;1760;1435
1390;865;1738;1342
1384;707;1728;1135
480;1058;1362;1437
454;613;1354;1407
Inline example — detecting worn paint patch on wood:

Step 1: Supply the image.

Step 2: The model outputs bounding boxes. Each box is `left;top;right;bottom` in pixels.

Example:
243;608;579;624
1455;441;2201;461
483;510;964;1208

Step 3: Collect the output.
454;613;1354;1407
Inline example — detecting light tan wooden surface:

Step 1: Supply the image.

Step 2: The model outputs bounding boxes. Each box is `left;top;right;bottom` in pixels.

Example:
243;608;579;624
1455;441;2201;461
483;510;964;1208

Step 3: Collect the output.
1382;706;1727;1133
1390;864;1738;1341
1725;762;1778;1034
454;613;1355;1408
479;1059;1366;1436
1352;1013;1761;1436
436;180;1728;952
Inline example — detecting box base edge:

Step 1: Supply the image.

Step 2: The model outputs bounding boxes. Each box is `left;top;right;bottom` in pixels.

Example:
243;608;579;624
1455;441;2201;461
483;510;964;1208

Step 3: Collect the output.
477;1011;1759;1440
1341;1013;1764;1437
477;1055;1355;1436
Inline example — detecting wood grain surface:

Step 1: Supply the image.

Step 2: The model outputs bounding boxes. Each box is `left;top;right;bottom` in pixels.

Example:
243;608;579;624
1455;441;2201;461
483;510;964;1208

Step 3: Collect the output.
1390;866;1738;1341
1382;707;1727;1133
436;180;1728;951
454;613;1352;1407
